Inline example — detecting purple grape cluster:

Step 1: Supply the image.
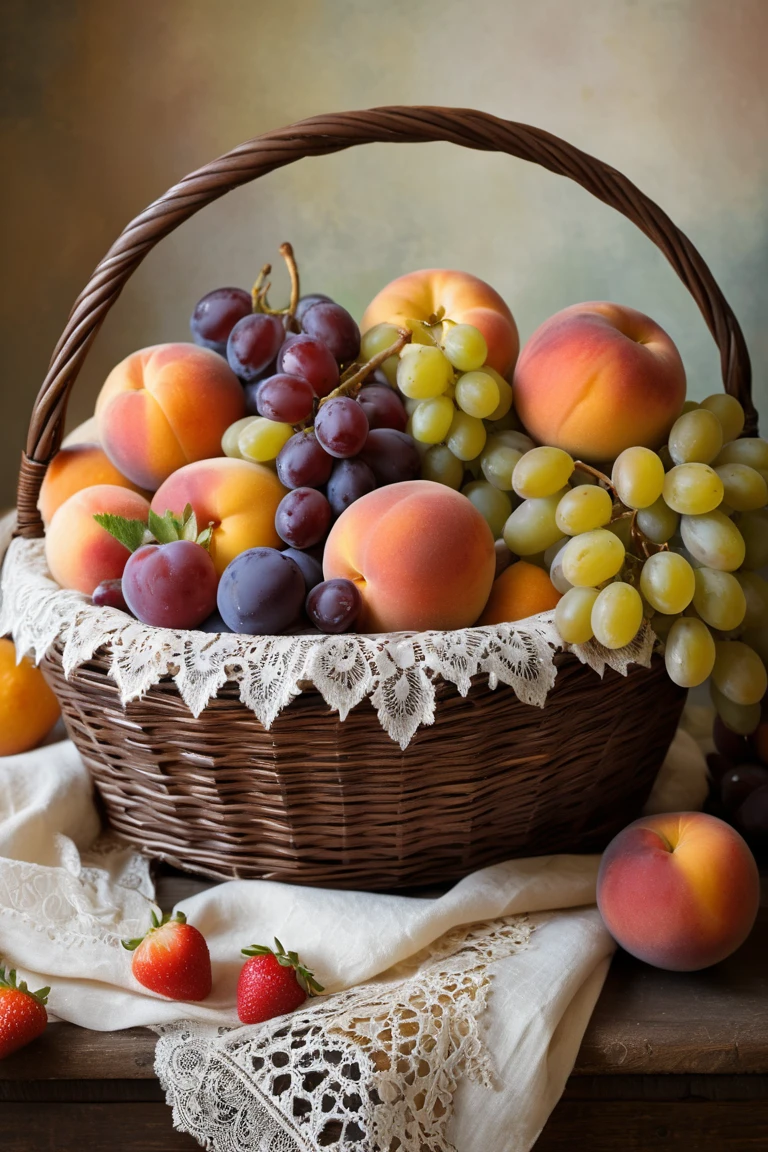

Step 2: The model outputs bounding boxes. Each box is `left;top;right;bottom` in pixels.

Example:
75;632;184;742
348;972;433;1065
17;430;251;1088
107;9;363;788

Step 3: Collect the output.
190;283;358;407
189;275;420;637
708;713;768;856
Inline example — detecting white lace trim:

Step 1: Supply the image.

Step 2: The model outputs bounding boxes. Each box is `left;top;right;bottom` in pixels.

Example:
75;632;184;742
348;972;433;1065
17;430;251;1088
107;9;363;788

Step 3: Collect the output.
155;915;532;1152
0;833;154;949
0;537;654;749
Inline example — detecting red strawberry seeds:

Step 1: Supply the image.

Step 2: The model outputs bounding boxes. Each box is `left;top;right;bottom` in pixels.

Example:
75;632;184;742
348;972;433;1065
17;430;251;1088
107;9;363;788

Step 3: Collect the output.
237;938;323;1024
0;962;49;1059
123;909;212;1002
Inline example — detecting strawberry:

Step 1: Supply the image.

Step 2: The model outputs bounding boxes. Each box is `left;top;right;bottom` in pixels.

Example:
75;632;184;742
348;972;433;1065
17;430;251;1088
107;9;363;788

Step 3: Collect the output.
0;962;49;1059
237;937;323;1024
123;908;212;1001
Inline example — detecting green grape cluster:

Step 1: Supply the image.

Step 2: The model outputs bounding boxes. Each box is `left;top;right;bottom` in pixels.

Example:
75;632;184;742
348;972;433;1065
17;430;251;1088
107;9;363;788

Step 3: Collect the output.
361;319;522;496
545;397;767;736
364;321;768;736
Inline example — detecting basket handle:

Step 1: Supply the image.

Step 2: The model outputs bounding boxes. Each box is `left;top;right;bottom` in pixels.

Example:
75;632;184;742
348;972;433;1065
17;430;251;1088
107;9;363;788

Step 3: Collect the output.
17;105;755;538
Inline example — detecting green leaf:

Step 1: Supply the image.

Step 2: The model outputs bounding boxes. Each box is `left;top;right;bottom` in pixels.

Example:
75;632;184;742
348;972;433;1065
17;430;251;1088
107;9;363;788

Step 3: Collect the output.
148;509;181;545
196;525;214;552
121;938;144;951
180;506;199;542
93;514;148;553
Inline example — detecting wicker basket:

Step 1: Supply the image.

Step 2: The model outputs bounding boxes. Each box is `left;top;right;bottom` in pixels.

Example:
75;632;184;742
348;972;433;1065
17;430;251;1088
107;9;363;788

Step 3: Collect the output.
16;107;755;889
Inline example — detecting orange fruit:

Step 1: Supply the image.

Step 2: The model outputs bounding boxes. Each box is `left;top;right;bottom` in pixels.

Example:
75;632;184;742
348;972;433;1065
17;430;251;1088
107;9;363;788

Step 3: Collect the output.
476;560;562;625
0;638;60;756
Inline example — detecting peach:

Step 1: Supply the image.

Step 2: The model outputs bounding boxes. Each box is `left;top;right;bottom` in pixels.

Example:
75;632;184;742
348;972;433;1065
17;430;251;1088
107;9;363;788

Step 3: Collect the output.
361;269;519;376
597;812;760;971
96;343;246;490
151;457;286;577
38;444;151;525
45;484;152;595
323;480;495;633
513;303;686;462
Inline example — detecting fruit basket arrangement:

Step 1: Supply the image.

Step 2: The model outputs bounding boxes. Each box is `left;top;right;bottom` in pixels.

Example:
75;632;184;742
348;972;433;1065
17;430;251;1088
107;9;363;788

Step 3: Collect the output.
4;107;765;889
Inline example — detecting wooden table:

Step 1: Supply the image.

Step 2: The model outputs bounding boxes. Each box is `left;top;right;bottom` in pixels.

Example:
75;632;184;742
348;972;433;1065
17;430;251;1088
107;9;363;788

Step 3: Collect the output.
1;876;766;1151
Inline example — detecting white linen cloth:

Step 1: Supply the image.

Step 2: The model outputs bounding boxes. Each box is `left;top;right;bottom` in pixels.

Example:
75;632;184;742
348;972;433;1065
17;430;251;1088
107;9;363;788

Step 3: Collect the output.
0;726;706;1151
0;501;711;1150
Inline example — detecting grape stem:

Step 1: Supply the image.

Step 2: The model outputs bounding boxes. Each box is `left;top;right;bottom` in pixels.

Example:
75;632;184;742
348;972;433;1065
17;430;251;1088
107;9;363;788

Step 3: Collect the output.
319;329;412;406
296;329;413;432
251;264;272;312
251;243;301;321
573;460;615;492
279;242;300;318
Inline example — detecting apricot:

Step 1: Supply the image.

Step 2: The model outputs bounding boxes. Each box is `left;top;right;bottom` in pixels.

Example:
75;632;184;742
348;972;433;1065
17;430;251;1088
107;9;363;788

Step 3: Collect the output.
45;485;152;595
38;444;150;525
361;269;519;376
150;457;286;577
513;303;686;462
476;561;561;625
597;812;760;971
96;343;246;489
0;638;60;756
323;480;495;633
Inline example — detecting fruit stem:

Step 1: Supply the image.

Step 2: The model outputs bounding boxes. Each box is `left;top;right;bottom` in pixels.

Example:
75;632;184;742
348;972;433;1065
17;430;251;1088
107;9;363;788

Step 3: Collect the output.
279;242;300;319
573;460;614;491
297;329;413;431
251;264;272;312
320;329;412;405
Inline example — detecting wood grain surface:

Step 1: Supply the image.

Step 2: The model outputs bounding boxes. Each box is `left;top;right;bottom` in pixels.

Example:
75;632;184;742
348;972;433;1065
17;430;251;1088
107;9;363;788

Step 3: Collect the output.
0;872;765;1150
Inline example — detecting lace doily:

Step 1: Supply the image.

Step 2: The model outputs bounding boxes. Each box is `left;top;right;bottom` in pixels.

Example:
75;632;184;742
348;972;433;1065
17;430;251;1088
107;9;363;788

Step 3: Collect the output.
0;833;153;951
0;537;654;749
155;915;532;1152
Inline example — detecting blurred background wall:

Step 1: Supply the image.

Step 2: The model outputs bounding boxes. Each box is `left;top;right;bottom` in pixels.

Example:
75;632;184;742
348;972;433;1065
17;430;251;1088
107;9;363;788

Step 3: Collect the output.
2;0;766;508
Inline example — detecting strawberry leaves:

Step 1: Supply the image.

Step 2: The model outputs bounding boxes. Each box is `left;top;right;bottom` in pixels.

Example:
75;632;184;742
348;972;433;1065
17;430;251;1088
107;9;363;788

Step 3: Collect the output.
94;504;214;553
0;961;50;1007
122;908;187;950
241;937;324;996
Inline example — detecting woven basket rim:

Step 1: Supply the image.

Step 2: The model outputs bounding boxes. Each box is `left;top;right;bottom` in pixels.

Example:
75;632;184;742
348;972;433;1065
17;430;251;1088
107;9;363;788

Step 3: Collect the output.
1;534;655;749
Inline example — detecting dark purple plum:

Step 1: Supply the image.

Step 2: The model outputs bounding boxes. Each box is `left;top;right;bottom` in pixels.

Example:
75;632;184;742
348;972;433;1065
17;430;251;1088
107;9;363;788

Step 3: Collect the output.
217;547;305;635
197;610;233;633
122;541;218;629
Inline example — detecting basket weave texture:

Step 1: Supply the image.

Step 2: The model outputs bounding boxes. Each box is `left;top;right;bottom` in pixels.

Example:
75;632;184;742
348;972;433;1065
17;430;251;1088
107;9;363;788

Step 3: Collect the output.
15;107;755;888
